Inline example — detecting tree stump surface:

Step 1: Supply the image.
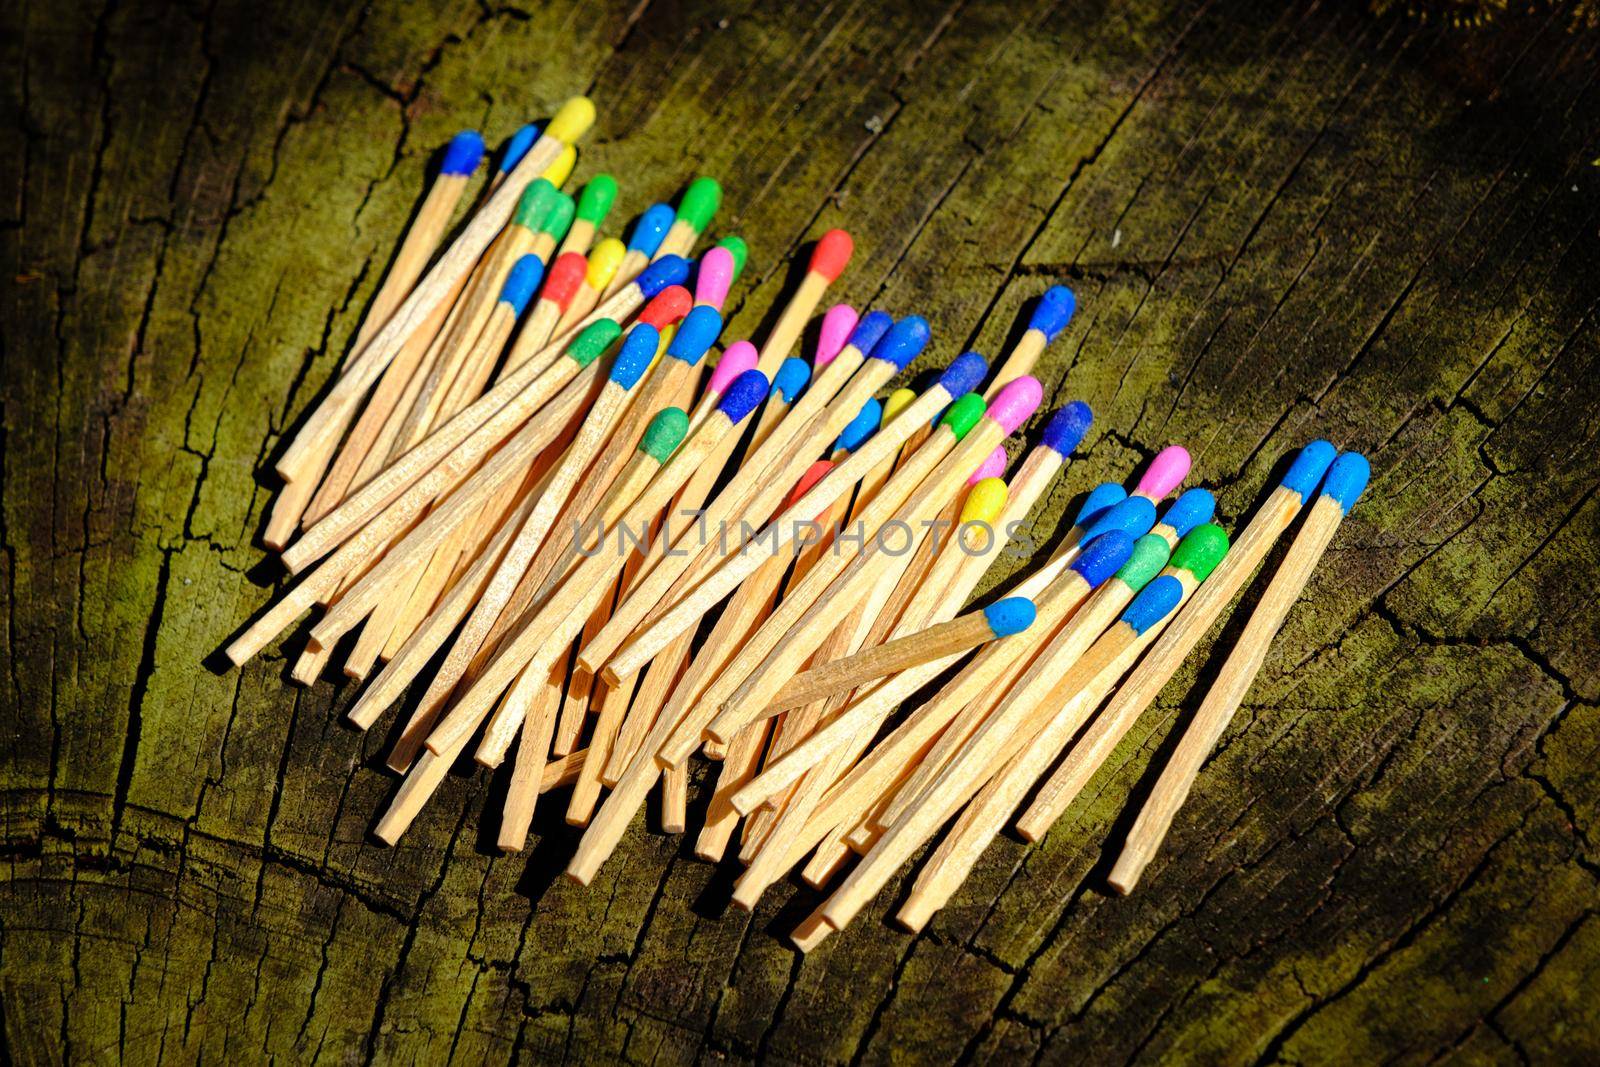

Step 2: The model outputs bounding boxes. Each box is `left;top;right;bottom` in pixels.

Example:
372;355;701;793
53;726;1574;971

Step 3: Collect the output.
4;0;1598;1062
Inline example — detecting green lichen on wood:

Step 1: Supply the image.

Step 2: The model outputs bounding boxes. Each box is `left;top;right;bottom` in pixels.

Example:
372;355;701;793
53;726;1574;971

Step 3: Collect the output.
3;0;1598;1063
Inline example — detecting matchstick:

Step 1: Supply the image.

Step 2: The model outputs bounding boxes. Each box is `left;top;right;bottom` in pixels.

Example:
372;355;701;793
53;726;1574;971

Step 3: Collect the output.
1107;452;1368;893
1013;440;1339;842
655;176;722;260
600;202;674;299
559;174;618;256
497;657;566;851
757;598;1038;717
488;123;539;193
982;286;1075;401
501;250;588;371
753;230;853;378
555;237;626;336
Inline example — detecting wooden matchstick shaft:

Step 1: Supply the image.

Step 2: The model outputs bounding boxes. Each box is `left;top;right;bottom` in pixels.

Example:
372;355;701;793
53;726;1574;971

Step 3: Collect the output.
496;661;564;852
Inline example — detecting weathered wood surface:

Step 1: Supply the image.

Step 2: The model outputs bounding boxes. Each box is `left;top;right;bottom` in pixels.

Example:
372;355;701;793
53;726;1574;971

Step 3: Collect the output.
3;0;1598;1061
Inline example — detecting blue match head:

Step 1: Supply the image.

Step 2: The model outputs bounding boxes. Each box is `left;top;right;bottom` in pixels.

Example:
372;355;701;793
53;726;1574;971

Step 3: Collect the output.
1320;452;1370;512
868;316;931;371
1073;482;1128;527
1070;529;1135;589
498;123;539;173
718;370;769;424
636;254;691;298
611;324;659;389
1120;574;1184;635
1159;488;1215;540
629;203;676;256
440;130;485;176
833;397;882;453
771;356;812;404
847;310;894;356
983;597;1036;638
937;352;989;401
498;254;544;316
1280;439;1337;501
1027;286;1077;343
1081;496;1157;544
1041;401;1092;456
666;305;722;366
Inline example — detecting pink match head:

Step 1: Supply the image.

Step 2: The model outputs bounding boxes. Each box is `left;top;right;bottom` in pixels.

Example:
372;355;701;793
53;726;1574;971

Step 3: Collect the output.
694;246;735;310
1136;445;1191;499
969;444;1008;485
986;376;1044;436
809;229;854;282
709;340;759;396
815;304;859;368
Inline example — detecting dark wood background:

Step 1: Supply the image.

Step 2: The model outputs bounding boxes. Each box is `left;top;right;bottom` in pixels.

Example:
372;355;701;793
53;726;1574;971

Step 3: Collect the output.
4;0;1598;1061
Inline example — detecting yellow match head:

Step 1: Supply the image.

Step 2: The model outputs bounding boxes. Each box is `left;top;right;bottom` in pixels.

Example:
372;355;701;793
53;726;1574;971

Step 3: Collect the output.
960;477;1008;527
543;143;577;188
586;238;626;290
882;387;917;426
546;97;596;144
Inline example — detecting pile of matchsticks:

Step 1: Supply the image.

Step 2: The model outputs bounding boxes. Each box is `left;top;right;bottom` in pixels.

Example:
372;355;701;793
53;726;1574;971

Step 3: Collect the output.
226;96;1371;947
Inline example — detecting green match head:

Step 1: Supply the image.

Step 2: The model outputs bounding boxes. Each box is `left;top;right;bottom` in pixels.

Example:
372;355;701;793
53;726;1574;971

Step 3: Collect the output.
567;318;622;367
576;174;618;225
939;393;986;441
514;178;557;230
676;176;722;232
1115;534;1171;594
639;406;689;463
1171;522;1229;582
539;192;576;240
716;235;748;282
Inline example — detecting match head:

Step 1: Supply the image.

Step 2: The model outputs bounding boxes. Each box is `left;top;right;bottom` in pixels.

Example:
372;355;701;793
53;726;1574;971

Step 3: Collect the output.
539;192;576;240
717;235;749;281
546;96;596;144
612;324;660;389
771;357;811;404
1071;529;1135;589
636;254;692;298
1081;496;1157;543
514;178;558;230
543;144;577;189
586;238;626;291
498;254;545;316
883;387;917;425
938;352;990;402
809;229;855;282
984;597;1037;638
834;398;882;454
939;393;986;441
640;407;689;463
1120;574;1184;635
816;305;860;368
694;246;736;310
710;341;758;395
986;376;1044;435
848;310;894;357
567;318;623;367
718;370;769;424
676;177;722;232
1073;482;1128;527
869;316;931;371
969;444;1008;485
666;305;722;366
1042;401;1092;456
498;124;538;173
1116;534;1173;593
542;252;587;310
441;130;485;176
1136;445;1191;500
961;477;1008;526
1027;286;1077;343
1280;439;1337;500
787;460;834;509
1158;488;1215;540
1170;522;1229;581
638;284;692;329
577;174;618;224
629;203;676;256
1320;452;1371;512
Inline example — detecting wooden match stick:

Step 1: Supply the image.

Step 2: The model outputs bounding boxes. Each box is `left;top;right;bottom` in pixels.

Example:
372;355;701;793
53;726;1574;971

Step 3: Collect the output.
488;123;539;193
558;174;617;257
1108;452;1368;894
272;98;591;492
982;286;1074;401
1013;440;1338;842
555;237;626;336
655;176;722;260
497;656;566;851
752;230;852;377
501;250;588;371
600;202;674;300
